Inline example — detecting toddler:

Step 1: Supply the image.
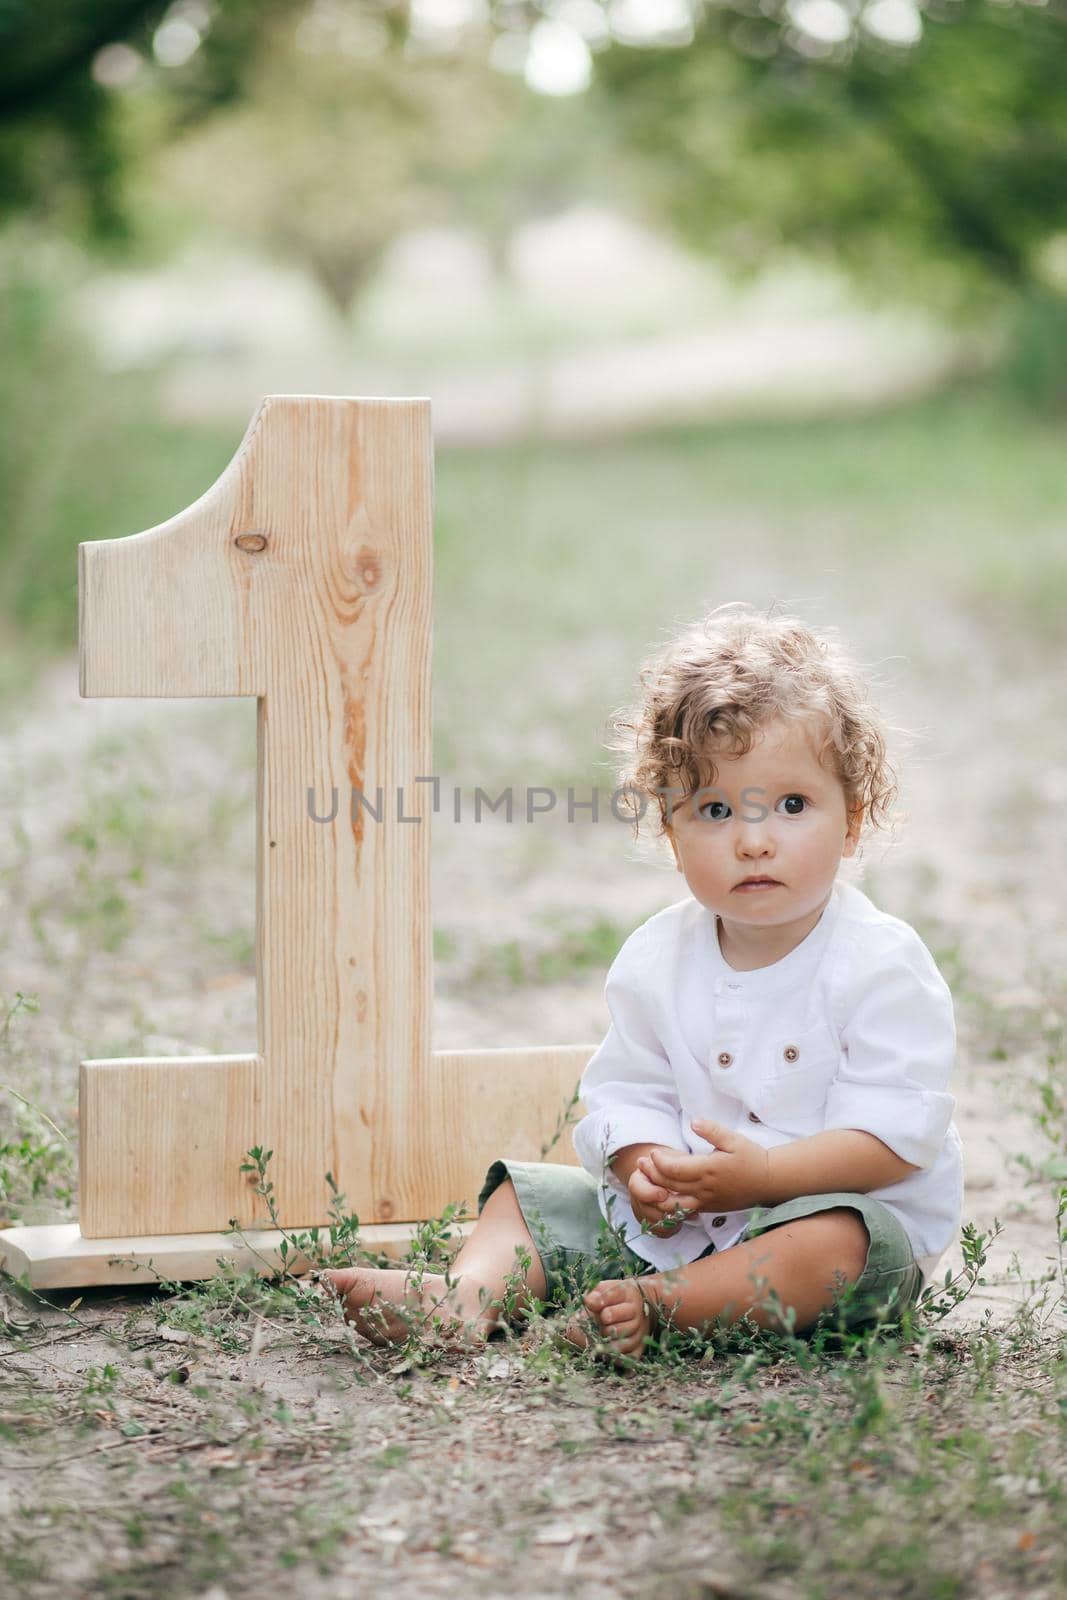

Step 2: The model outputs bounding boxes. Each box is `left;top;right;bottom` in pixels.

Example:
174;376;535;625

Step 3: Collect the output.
325;602;964;1359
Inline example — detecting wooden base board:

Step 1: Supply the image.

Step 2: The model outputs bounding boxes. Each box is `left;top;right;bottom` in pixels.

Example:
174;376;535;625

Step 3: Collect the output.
76;1044;591;1238
0;1220;475;1292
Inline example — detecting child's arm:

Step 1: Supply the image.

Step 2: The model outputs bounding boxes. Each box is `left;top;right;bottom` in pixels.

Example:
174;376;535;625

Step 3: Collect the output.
572;926;689;1197
762;1128;920;1205
640;1120;920;1215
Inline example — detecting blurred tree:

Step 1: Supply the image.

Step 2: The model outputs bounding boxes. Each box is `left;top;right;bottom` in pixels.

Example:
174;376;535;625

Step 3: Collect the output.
4;0;1067;389
4;0;1066;314
541;0;1067;316
8;0;1067;321
147;9;615;314
0;0;306;244
0;1;616;310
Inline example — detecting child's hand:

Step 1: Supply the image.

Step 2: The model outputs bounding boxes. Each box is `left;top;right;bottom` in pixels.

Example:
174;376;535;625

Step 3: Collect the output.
639;1119;771;1215
627;1160;691;1236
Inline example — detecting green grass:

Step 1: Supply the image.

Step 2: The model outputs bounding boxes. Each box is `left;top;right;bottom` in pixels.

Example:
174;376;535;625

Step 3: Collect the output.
432;381;1067;786
4;378;1067;775
462;913;634;989
0;994;1062;1593
0;1146;1061;1597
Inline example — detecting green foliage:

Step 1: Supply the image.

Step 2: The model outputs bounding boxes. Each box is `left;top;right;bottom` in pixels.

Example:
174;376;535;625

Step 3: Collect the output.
406;1199;470;1270
149;7;614;315
4;0;1067;360
235;1145;372;1275
1004;286;1067;410
0;232;235;653
539;1078;584;1160
587;0;1067;314
0;1118;1061;1600
910;1219;1003;1324
465;913;634;989
0;0;306;246
0;991;76;1225
0;0;161;244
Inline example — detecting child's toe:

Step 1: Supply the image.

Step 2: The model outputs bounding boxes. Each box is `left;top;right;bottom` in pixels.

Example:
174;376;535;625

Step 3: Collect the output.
561;1310;599;1351
588;1279;626;1306
320;1268;360;1297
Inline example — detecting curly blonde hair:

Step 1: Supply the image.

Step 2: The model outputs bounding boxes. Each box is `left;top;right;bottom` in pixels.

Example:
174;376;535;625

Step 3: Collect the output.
606;602;904;851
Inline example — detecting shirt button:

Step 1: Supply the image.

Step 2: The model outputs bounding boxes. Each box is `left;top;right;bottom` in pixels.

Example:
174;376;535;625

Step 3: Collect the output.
783;1045;799;1062
717;1051;733;1067
711;1215;726;1227
748;1111;761;1124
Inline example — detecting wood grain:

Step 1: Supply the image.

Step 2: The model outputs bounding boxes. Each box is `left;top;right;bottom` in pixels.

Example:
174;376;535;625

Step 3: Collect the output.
5;1043;592;1288
0;1220;468;1290
0;395;613;1287
79;1056;264;1238
77;1044;591;1237
78;397;434;1231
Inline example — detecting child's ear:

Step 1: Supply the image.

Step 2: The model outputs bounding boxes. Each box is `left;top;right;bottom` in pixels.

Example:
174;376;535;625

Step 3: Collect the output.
666;828;682;871
842;802;864;857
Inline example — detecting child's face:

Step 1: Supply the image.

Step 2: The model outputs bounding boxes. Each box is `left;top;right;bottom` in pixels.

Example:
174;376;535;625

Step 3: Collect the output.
664;716;862;932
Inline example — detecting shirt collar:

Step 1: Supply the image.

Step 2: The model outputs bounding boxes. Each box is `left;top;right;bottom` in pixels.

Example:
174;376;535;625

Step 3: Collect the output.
701;880;843;997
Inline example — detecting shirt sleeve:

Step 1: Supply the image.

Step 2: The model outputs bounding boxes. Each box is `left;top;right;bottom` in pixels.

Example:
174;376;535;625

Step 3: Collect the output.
571;925;686;1183
823;925;957;1171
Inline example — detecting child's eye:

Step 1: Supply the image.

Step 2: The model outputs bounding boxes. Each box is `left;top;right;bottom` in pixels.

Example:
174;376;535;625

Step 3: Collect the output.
694;795;808;820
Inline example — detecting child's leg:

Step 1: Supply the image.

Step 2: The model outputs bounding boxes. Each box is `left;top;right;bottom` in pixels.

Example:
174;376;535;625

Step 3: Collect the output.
580;1207;870;1358
322;1178;548;1345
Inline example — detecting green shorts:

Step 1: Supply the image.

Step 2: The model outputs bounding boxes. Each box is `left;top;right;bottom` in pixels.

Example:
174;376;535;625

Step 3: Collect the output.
478;1159;924;1337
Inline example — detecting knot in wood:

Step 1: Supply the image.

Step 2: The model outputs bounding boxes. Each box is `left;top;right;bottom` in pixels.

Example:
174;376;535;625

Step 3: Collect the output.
376;1198;395;1221
234;531;269;554
353;544;382;592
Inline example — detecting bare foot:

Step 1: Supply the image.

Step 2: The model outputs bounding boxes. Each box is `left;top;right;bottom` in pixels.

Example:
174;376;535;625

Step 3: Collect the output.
563;1273;662;1363
320;1266;488;1348
560;1305;601;1354
565;1277;659;1361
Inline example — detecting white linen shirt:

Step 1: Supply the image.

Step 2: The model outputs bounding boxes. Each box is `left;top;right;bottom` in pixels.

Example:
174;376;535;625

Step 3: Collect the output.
571;879;964;1289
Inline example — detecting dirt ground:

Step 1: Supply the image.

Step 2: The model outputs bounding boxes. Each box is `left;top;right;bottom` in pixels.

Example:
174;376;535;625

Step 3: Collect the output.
0;594;1064;1596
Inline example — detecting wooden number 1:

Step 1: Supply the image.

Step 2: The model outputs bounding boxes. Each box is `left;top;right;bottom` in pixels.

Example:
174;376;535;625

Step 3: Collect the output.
77;396;433;1236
